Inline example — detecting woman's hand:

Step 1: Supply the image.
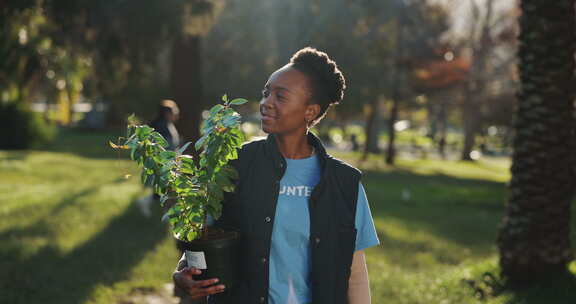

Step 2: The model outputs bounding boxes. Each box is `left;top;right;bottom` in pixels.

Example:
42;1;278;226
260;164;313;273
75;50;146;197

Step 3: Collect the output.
173;267;226;300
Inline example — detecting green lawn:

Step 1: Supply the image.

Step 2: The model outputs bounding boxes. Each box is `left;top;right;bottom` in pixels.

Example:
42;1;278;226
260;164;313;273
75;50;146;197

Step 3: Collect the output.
1;130;574;304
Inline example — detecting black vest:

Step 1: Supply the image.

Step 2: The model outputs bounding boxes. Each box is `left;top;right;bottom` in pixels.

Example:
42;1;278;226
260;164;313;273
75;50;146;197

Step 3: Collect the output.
214;133;361;304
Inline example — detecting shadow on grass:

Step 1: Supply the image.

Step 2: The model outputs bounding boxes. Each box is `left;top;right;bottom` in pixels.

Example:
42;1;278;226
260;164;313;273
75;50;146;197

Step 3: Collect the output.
499;274;576;304
39;128;127;159
0;177;129;243
363;168;507;260
0;196;168;304
507;276;576;304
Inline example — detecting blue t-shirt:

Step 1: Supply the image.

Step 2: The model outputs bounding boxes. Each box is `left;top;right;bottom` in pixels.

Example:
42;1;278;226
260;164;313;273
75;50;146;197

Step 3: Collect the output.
268;154;379;304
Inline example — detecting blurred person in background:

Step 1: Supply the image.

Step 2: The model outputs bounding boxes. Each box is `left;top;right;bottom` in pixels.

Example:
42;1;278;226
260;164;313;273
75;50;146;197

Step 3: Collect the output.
137;99;181;217
150;99;181;151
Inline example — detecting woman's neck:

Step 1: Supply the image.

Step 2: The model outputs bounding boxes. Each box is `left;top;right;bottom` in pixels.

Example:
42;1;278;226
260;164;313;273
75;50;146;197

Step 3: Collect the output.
275;131;314;159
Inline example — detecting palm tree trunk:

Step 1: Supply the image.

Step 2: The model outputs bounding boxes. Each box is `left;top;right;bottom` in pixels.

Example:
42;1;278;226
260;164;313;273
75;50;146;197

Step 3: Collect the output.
497;0;576;285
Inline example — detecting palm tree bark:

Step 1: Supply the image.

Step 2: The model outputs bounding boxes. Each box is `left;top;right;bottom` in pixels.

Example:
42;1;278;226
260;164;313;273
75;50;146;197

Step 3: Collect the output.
497;0;576;285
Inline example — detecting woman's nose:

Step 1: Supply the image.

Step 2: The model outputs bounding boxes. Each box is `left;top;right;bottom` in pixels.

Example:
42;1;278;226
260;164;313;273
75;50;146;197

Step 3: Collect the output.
260;96;272;110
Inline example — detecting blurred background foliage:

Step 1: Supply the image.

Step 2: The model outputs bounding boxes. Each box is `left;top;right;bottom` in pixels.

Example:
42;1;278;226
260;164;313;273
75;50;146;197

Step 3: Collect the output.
2;0;575;303
1;0;517;162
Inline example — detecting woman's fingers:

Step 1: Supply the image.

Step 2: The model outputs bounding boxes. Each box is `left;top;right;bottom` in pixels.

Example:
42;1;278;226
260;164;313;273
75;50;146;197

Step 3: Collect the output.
173;267;201;292
174;268;226;299
180;266;202;277
189;279;226;298
193;278;220;288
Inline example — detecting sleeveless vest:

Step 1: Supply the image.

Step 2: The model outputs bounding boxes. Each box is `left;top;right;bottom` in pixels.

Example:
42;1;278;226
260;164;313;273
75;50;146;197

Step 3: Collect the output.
214;133;361;304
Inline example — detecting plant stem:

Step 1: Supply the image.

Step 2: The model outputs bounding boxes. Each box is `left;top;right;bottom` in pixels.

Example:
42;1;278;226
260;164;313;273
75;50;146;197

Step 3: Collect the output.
202;207;209;240
201;183;209;240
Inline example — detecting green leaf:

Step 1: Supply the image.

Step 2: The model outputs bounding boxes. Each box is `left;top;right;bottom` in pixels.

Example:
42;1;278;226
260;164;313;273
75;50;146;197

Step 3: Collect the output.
135;125;154;139
159;151;176;161
195;134;209;151
230;98;248;105
209;104;224;116
150;132;169;148
172;226;183;237
141;171;148;185
177;142;192;155
222;108;234;117
179;157;196;174
144;157;156;170
127;114;139;126
223;165;239;180
222;115;240;128
215;172;233;191
169;216;179;225
144;174;155;187
201;120;215;134
208;183;225;202
187;229;198;241
221;94;228;103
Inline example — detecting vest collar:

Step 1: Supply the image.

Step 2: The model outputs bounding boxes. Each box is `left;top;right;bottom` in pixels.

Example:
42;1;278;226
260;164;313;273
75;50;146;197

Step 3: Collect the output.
264;132;329;172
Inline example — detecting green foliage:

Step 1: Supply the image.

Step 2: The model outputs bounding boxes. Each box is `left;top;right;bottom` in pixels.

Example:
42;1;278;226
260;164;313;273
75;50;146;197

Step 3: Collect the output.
115;95;248;241
0;102;57;149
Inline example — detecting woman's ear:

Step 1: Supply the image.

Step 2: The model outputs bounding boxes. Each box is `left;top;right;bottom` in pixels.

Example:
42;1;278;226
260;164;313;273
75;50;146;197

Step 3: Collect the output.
305;103;321;124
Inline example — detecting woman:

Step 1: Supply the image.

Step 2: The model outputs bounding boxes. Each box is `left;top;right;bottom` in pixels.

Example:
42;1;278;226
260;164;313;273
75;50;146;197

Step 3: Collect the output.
173;47;379;304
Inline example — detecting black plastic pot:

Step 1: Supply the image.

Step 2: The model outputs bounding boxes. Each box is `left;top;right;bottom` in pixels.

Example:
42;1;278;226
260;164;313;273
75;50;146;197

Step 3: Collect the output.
177;229;240;291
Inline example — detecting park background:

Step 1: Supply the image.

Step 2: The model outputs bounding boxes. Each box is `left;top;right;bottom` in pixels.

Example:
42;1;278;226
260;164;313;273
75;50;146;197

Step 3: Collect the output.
1;0;575;303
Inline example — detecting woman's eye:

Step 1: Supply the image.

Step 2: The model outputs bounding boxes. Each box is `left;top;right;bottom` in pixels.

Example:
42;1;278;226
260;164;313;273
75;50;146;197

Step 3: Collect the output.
276;93;284;100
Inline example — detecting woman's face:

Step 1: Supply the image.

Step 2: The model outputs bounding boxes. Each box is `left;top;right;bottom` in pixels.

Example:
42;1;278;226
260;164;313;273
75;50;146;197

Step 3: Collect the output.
259;65;319;135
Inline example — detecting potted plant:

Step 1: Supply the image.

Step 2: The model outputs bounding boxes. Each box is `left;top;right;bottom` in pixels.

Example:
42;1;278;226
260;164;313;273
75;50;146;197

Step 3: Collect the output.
111;95;249;291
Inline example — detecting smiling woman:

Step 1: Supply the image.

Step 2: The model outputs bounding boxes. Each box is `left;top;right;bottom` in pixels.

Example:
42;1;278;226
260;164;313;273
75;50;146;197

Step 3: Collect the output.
259;48;345;143
173;47;379;304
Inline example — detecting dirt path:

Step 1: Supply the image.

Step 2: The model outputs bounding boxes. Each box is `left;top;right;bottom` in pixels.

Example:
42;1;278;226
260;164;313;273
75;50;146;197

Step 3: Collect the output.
117;283;179;304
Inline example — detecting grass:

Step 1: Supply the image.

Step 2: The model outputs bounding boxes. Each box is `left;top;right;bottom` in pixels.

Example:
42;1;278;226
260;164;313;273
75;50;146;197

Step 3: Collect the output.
0;129;180;304
330;151;576;304
1;130;575;304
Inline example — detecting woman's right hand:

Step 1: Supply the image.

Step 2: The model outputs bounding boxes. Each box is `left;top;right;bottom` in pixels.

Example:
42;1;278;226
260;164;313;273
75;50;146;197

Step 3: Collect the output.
173;267;226;299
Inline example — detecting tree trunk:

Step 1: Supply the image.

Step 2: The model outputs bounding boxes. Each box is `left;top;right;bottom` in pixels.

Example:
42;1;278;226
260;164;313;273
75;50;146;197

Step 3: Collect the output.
460;97;478;161
385;96;399;165
361;99;381;160
385;10;405;166
460;0;495;161
171;34;204;153
437;97;448;160
497;0;576;286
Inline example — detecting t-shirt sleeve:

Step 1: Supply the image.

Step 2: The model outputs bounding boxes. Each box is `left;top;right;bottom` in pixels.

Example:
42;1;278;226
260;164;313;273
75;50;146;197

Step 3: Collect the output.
355;182;380;251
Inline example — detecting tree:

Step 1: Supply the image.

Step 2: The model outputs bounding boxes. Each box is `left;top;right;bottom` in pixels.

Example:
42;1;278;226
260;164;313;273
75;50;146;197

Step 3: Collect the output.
497;0;576;285
458;0;516;161
384;0;450;164
413;48;470;159
171;0;223;151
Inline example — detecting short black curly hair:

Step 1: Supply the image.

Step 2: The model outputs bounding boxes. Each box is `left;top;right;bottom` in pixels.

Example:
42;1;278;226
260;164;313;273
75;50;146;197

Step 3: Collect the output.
290;47;346;126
